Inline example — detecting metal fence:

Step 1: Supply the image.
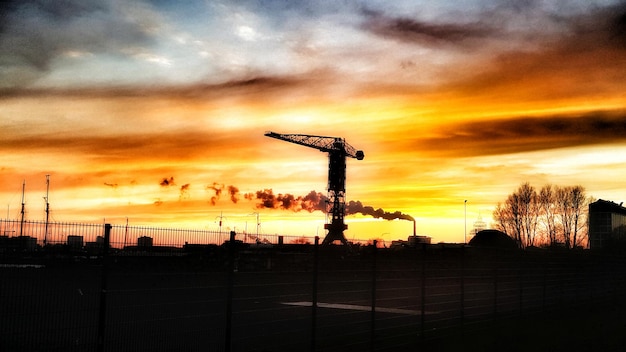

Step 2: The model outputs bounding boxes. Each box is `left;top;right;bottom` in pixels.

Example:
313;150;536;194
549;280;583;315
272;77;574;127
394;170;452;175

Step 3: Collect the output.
2;221;626;352
0;219;310;250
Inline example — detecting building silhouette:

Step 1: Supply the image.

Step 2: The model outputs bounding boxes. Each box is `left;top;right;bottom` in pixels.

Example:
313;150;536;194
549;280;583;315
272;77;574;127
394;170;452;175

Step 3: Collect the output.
589;199;626;249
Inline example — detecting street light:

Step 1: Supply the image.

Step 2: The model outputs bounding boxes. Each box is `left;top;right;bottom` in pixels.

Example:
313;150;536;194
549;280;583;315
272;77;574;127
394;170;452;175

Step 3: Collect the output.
464;200;467;244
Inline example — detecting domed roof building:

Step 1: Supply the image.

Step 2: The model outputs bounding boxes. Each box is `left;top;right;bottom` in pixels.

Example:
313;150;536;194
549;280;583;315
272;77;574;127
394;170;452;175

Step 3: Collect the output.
468;229;518;249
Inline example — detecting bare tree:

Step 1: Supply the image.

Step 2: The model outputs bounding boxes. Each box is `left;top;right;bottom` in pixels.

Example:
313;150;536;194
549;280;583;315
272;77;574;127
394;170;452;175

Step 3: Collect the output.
555;186;573;248
507;192;523;248
570;185;588;248
554;185;589;249
539;184;558;246
493;183;590;249
517;183;539;248
493;202;509;234
492;183;538;248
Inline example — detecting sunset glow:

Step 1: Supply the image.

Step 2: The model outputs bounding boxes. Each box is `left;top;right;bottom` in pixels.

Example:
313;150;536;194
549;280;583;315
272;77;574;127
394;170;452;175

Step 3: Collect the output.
1;1;625;244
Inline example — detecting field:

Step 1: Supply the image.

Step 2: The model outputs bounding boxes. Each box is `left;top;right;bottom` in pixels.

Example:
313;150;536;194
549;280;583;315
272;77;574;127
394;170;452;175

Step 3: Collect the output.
2;245;626;351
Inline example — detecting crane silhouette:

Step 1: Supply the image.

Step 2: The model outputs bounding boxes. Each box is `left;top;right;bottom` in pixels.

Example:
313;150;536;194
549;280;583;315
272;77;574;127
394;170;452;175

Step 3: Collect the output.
265;131;364;245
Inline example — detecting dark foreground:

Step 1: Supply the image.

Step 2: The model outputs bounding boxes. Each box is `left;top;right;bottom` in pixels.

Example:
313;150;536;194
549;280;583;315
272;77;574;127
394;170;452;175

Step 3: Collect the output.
1;245;626;351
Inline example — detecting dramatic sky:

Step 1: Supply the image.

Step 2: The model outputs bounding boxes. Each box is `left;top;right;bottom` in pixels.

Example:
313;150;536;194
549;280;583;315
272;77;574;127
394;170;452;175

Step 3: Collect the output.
1;0;625;244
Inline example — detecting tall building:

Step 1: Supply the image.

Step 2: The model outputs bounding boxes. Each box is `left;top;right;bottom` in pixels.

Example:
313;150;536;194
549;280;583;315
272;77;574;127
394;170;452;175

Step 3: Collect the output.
589;199;626;249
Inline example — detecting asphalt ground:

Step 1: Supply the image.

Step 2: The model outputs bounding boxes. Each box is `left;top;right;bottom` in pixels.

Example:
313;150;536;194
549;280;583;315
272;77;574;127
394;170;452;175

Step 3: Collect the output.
1;249;625;351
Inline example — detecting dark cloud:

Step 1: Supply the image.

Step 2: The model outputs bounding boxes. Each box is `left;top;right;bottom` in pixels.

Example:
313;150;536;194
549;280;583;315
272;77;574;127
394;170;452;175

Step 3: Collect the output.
612;8;626;47
411;110;626;157
0;75;309;100
362;10;495;46
446;3;626;100
0;0;158;86
0;128;267;163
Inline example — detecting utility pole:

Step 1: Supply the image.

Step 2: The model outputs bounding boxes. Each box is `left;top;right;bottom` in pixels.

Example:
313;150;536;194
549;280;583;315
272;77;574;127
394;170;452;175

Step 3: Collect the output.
124;217;129;249
19;180;25;237
251;212;260;240
216;211;226;244
44;174;50;246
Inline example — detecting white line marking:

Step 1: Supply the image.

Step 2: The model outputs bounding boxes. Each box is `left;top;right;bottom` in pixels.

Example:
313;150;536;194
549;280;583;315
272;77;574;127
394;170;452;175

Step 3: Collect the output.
281;301;437;315
0;264;45;269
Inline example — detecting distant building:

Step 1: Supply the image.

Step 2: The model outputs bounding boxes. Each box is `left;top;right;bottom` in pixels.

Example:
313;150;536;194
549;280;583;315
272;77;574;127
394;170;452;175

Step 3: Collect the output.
589;199;626;249
67;235;84;250
0;236;37;251
390;235;431;249
137;236;153;247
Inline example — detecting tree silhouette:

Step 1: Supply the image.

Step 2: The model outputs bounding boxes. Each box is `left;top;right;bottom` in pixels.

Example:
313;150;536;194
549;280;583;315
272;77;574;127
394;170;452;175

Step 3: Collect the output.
493;183;590;249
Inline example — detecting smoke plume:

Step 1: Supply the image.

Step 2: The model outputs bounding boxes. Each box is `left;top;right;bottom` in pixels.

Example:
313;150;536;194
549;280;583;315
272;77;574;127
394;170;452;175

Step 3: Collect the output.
206;182;224;205
252;189;413;222
179;184;190;200
346;200;414;221
160;177;175;187
157;178;413;222
254;189;327;212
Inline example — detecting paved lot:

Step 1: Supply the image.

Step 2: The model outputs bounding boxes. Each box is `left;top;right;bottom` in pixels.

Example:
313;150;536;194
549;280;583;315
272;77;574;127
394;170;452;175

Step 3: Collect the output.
1;249;625;351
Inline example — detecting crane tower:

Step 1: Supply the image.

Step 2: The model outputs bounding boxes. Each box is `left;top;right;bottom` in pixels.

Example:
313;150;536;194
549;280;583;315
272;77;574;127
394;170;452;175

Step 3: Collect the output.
265;131;364;245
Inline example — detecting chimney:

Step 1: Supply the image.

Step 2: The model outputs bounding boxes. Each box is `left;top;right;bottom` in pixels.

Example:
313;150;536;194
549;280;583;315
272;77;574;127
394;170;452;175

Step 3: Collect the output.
413;219;416;236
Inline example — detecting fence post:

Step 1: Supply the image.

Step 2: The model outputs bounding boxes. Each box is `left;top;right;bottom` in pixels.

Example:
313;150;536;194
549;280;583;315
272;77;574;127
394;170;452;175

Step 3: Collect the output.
97;223;111;352
518;250;523;318
493;251;498;321
542;257;547;313
420;244;426;344
311;236;319;352
370;240;377;352
225;231;236;352
460;245;465;338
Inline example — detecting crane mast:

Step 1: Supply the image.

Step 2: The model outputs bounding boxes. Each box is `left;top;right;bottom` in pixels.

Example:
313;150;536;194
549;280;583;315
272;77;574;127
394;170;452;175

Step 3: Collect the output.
265;131;364;245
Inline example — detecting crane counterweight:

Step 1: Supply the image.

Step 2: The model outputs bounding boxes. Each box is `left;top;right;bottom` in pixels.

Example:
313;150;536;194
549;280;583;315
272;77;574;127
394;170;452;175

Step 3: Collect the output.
264;131;364;245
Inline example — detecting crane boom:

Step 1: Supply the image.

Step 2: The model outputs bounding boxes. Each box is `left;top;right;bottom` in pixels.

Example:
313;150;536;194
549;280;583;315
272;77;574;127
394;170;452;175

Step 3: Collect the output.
264;131;364;245
264;132;364;160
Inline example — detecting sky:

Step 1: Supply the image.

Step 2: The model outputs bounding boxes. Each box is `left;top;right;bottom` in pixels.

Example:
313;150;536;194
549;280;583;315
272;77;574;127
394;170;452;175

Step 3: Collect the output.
1;0;625;244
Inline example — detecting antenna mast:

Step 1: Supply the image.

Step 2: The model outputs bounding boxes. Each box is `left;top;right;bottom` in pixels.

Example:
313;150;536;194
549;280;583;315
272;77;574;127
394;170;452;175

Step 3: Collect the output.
19;180;25;237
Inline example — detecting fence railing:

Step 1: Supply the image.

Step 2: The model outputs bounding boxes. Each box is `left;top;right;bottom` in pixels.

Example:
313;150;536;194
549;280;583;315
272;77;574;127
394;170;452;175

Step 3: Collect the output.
2;222;626;352
0;219;321;250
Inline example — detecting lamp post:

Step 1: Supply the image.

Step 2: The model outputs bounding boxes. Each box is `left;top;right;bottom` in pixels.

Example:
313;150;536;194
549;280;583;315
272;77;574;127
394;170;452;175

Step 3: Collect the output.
464;200;467;244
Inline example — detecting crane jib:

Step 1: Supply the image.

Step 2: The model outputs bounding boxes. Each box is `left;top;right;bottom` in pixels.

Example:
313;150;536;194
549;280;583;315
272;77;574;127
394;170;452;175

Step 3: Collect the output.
264;131;364;160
